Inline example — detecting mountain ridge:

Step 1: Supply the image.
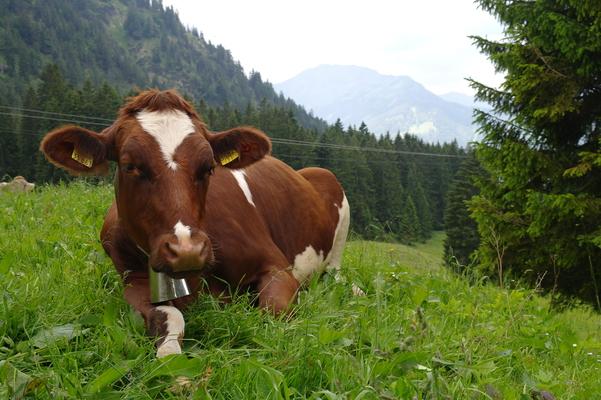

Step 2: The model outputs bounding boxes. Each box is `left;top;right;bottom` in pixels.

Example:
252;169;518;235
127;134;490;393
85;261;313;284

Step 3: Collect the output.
275;65;477;144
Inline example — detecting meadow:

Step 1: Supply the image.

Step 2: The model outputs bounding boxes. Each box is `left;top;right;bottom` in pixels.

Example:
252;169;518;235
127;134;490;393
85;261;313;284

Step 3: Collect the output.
1;183;600;399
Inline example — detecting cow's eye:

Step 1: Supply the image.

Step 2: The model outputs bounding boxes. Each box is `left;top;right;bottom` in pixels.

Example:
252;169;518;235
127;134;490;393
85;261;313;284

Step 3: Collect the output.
123;163;149;180
196;165;214;181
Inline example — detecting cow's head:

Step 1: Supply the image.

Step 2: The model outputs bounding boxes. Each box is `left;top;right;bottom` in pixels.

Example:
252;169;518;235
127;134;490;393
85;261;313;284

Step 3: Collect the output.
40;89;270;277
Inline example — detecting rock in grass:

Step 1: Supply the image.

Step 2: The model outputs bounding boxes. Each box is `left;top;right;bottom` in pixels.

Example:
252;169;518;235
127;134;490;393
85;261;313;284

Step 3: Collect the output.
531;389;556;400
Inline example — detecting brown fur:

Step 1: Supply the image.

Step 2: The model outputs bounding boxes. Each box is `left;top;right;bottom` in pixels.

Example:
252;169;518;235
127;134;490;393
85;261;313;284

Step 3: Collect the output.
120;89;202;120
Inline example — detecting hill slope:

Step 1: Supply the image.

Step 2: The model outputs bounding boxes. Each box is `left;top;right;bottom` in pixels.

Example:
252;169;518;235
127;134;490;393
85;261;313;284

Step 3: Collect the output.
1;184;600;398
275;65;476;144
0;0;326;130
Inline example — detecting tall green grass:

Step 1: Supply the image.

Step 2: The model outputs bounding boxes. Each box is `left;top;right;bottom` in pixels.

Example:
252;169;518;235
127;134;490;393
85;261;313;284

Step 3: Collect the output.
1;183;600;399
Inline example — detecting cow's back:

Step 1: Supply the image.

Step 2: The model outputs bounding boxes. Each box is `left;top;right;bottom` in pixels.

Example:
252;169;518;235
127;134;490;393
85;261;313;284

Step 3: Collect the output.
204;156;348;283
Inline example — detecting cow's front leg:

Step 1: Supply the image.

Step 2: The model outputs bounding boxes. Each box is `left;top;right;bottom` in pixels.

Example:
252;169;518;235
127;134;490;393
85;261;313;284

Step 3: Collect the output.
123;276;185;358
256;268;300;315
149;305;185;358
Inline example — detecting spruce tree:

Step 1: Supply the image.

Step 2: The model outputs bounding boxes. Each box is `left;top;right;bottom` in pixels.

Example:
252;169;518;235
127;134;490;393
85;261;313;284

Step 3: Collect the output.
0;107;18;179
19;86;41;181
406;163;433;241
399;194;420;244
470;1;601;304
443;153;483;268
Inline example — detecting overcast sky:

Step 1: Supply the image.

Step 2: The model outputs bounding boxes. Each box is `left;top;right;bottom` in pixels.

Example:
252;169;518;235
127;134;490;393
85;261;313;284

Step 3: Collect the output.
162;0;504;96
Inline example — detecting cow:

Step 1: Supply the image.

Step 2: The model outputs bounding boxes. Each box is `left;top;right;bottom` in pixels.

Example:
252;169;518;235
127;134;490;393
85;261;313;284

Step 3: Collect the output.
40;89;350;358
0;176;35;193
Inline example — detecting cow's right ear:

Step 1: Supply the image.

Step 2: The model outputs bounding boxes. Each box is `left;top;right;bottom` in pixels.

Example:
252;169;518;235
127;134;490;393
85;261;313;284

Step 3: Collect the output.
40;125;114;176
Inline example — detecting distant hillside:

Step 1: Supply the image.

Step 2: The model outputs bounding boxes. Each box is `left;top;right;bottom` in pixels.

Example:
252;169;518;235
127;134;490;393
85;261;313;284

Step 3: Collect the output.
440;92;492;112
0;0;326;131
275;65;476;144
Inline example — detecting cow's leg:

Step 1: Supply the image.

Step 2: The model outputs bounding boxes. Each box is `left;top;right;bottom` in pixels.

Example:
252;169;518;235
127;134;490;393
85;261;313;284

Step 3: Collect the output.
101;204;187;357
256;267;300;315
123;275;186;357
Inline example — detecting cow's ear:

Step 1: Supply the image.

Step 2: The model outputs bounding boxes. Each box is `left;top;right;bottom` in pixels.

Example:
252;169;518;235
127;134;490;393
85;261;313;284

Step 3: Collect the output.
208;126;271;169
40;125;114;176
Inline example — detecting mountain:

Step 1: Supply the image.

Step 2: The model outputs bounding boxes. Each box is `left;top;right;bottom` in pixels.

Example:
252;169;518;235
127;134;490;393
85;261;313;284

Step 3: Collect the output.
441;91;493;112
440;92;477;108
275;65;477;144
0;0;326;131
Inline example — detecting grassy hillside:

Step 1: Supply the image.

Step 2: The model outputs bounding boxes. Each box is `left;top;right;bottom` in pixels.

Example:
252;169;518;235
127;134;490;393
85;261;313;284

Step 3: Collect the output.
1;183;600;399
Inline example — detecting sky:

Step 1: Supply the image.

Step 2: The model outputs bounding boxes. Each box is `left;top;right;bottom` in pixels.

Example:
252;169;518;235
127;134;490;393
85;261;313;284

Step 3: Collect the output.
162;0;505;96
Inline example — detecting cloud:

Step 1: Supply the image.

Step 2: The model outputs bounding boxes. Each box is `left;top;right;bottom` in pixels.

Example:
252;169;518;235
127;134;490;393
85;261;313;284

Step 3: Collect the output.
163;0;504;95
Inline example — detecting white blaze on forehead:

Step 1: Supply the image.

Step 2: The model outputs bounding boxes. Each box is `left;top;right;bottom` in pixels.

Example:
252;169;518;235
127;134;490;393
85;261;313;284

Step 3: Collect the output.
136;109;195;170
155;305;185;358
231;170;256;207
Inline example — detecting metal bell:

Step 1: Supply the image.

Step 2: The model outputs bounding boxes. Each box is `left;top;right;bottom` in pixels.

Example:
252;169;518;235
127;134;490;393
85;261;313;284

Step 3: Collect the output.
149;266;191;303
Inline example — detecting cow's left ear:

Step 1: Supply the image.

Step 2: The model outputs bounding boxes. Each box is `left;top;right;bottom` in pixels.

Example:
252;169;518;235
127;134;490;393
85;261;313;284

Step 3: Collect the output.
208;126;271;169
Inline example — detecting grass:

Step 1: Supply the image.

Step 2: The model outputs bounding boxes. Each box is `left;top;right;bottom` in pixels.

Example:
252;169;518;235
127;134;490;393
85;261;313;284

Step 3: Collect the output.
1;182;600;399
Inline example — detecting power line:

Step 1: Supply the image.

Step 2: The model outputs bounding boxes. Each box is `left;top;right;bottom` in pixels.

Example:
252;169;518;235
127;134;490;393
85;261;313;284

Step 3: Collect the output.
0;129;459;167
0;105;115;123
0;108;467;159
0;111;109;127
270;138;466;158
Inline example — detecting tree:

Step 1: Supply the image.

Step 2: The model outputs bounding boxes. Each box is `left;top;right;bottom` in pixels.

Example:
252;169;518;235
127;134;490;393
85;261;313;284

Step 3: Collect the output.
470;0;601;305
406;163;433;241
399;194;419;245
18;86;41;181
0;105;19;178
443;153;483;268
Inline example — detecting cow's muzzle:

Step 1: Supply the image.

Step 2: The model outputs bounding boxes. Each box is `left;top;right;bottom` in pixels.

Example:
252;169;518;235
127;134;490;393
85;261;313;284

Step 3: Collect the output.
150;231;213;275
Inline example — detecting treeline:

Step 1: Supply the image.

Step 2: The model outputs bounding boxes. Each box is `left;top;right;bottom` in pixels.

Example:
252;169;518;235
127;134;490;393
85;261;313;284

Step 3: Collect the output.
0;65;465;243
444;0;601;307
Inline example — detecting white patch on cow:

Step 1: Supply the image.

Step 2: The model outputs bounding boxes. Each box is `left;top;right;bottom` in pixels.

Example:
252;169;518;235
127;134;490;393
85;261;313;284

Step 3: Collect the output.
291;245;325;283
136;109;195;170
174;220;191;243
292;194;351;285
231;170;255;207
324;194;350;274
155;305;185;358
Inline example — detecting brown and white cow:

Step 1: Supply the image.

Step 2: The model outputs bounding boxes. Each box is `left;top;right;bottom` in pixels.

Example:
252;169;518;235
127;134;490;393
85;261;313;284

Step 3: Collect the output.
40;89;349;357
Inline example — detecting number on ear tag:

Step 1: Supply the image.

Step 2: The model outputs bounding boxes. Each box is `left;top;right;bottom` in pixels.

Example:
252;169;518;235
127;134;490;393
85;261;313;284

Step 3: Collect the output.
71;148;93;168
219;150;239;166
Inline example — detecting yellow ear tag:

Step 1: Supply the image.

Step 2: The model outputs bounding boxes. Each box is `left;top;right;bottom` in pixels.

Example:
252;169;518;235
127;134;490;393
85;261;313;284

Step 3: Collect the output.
71;148;94;168
219;150;239;166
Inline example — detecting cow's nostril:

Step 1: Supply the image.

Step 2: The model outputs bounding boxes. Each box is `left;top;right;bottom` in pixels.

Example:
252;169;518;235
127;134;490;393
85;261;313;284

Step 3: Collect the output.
164;242;178;259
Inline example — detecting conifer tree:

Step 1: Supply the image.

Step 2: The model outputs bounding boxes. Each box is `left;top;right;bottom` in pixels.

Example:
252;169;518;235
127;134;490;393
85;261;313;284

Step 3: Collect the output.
368;134;405;239
443;153;483;268
470;0;601;304
399;194;420;244
0;106;18;178
406;163;433;241
19;86;41;181
34;65;75;182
